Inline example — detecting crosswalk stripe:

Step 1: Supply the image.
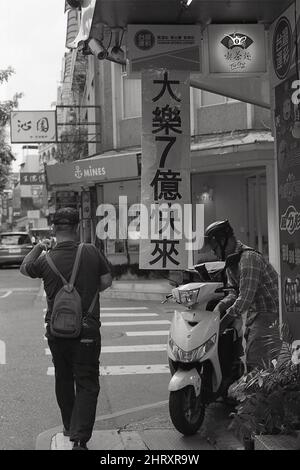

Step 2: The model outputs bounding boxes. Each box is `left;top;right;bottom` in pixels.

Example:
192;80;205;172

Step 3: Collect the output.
126;330;169;336
0;288;38;292
101;313;158;317
102;320;170;326
101;307;148;311
0;340;6;364
0;291;12;298
47;364;170;376
45;344;167;355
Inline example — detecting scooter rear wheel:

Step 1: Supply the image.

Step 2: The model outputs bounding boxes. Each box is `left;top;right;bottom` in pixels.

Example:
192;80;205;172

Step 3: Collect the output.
169;385;205;435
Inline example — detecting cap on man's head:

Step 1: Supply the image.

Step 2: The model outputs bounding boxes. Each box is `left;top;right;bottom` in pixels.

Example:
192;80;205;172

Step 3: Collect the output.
53;207;79;226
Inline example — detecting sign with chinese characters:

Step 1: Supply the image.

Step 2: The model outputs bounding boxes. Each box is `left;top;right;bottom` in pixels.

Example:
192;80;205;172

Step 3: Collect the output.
20;173;46;185
139;70;191;270
207;24;266;75
10;111;56;143
271;0;300;339
269;2;299;88
127;25;202;73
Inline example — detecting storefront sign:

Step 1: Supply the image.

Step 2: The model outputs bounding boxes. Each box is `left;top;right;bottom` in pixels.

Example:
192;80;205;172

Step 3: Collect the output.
10;111;56;143
139;70;191;270
46;154;139;186
127;25;202;73
271;0;300;339
20;173;46;185
207;24;266;75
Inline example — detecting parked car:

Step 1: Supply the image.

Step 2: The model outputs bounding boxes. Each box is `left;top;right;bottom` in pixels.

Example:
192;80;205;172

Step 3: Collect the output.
0;231;33;267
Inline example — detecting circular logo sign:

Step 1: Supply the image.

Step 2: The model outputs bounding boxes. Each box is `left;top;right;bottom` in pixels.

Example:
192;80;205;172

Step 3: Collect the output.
272;16;292;80
134;30;155;51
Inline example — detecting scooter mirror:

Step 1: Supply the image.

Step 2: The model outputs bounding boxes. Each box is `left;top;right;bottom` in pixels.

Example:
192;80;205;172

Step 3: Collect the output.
194;264;211;281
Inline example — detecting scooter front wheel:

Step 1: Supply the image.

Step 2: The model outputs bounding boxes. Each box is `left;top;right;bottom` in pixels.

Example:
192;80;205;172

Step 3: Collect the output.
169;385;205;435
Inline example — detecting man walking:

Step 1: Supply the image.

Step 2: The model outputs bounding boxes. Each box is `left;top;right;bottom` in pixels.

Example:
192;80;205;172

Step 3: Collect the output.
204;219;282;372
20;207;112;450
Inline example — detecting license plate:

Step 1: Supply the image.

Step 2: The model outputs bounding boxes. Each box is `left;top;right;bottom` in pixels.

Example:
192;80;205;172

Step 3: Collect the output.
9;248;21;254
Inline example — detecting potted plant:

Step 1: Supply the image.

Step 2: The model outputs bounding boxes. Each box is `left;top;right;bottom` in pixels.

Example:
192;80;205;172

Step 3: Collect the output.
228;327;300;450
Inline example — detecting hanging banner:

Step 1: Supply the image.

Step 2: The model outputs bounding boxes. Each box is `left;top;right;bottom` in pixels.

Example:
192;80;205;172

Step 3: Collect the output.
139;70;191;270
20;173;46;185
10;111;56;143
270;0;300;339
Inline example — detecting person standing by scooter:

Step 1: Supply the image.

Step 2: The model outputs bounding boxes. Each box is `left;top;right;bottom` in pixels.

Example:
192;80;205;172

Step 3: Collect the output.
204;220;282;372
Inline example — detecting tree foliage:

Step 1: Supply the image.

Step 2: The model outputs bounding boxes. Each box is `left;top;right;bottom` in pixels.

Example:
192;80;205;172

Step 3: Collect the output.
0;67;22;192
56;126;88;163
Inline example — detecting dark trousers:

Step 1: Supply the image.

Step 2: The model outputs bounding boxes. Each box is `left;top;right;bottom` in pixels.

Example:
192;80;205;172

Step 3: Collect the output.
48;336;101;443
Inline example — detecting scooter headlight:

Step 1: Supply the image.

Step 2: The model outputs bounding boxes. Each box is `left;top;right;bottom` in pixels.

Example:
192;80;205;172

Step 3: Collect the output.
169;334;217;362
178;288;200;306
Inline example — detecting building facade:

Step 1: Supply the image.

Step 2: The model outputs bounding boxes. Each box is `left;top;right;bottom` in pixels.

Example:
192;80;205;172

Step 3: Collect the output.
46;7;278;274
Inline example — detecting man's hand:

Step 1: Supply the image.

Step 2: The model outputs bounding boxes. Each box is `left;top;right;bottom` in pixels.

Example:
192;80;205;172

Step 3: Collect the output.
38;238;53;251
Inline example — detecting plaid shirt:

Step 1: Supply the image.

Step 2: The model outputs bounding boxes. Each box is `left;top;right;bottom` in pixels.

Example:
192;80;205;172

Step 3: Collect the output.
218;241;279;326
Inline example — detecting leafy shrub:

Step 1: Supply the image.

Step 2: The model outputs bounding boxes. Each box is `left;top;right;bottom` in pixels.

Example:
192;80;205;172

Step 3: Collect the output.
229;338;300;440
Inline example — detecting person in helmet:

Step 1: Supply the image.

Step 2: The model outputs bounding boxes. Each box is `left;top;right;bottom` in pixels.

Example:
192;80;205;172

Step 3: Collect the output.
204;220;281;372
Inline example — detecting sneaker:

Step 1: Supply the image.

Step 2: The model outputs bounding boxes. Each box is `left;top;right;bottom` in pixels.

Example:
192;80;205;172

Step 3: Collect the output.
72;441;88;450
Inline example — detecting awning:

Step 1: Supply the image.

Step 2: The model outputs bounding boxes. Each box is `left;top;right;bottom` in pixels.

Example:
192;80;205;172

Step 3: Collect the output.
46;130;273;188
191;130;274;153
45;150;140;187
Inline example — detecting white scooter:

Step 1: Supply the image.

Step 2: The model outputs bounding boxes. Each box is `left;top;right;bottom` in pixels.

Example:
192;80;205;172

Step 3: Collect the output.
164;259;243;436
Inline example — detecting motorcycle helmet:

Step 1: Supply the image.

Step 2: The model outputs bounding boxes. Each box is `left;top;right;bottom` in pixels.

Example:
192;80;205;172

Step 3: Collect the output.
204;220;234;261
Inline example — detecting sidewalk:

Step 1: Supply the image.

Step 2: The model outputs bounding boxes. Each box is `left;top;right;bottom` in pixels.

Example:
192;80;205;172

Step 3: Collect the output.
36;402;244;451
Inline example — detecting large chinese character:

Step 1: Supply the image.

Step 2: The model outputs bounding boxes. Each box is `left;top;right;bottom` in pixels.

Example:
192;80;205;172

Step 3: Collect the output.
152;71;181;102
149;239;180;267
37;117;49;133
152;105;182;135
151;204;182;238
150;169;182;201
155;136;176;167
158;206;181;238
17;120;32;132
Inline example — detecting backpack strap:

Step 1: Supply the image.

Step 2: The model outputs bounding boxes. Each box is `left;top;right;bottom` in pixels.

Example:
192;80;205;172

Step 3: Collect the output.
69;243;84;288
45;243;84;287
46;253;69;285
86;289;99;315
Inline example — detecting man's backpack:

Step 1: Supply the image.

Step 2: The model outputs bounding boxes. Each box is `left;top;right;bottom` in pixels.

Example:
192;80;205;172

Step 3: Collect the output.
45;243;99;339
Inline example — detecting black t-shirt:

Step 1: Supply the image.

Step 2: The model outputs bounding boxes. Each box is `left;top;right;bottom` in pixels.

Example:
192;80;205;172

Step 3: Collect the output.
25;242;110;333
